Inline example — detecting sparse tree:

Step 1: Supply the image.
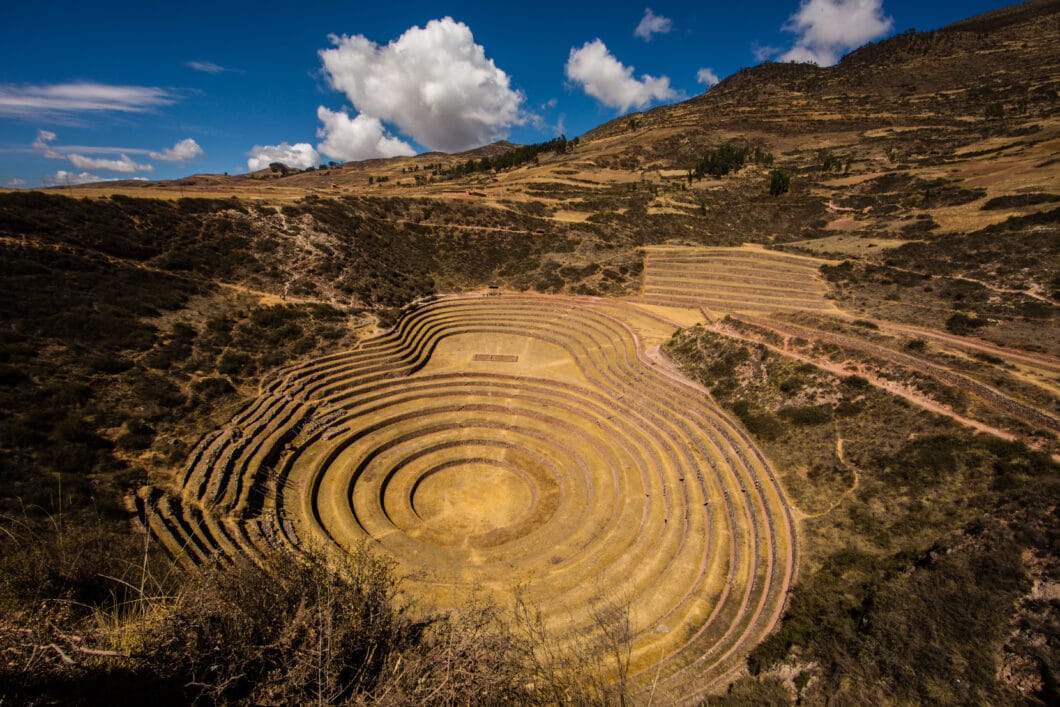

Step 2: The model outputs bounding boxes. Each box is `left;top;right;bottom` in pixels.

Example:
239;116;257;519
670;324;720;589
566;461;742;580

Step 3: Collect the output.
769;169;791;197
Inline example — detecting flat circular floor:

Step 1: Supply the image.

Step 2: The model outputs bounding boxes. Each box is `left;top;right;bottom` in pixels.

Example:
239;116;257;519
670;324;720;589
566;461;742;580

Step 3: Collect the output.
410;460;539;546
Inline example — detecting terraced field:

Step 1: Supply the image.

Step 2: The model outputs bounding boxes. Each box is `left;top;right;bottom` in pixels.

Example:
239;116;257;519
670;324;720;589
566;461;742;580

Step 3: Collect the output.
637;245;838;316
134;242;1057;698
638;246;1058;450
136;293;797;701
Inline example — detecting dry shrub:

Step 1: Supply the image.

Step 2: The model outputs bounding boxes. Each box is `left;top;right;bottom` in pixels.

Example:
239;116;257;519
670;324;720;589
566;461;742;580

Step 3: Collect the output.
0;511;180;706
513;591;634;705
143;547;404;704
1;519;622;705
143;546;535;705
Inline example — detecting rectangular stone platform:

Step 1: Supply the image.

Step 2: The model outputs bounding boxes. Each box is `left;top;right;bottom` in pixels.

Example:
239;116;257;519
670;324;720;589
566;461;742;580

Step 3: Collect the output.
473;354;519;362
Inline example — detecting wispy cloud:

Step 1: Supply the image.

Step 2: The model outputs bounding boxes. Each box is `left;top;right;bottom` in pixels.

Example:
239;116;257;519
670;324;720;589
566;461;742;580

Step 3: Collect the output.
32;129;62;157
634;8;673;41
0;81;177;119
67;153;153;173
31;129;56;148
566;39;676;113
42;170;116;186
31;130;202;174
33;129;127;157
186;60;244;74
5;178;26;187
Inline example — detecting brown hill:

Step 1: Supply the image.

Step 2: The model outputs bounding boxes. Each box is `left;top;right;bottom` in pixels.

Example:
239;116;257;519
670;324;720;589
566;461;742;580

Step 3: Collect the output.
36;0;1059;347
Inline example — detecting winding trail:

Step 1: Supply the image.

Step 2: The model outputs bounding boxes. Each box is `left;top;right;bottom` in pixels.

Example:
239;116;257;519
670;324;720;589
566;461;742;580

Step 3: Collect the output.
706;318;1018;442
797;428;861;520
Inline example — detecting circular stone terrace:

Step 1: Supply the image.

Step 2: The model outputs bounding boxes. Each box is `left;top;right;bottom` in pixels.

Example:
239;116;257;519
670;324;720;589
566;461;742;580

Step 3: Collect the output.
135;292;798;702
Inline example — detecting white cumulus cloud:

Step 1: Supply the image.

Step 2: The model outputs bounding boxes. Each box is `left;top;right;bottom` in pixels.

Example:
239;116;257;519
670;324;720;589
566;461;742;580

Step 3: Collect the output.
66;153;153;173
696;68;721;86
0;82;176;119
778;0;893;66
315;107;415;162
149;138;204;161
634;8;673;41
42;170;116;186
247;142;321;171
565;39;676;113
319;17;525;153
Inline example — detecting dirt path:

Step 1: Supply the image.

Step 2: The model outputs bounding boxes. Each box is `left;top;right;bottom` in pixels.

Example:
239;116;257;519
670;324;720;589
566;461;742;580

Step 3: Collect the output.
862;317;1060;373
735;313;1058;434
881;262;1058;306
798;427;862;520
214;281;340;307
707;319;1018;443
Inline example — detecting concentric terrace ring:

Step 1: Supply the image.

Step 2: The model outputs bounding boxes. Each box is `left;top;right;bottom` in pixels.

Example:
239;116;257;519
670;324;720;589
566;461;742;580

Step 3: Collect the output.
139;294;797;702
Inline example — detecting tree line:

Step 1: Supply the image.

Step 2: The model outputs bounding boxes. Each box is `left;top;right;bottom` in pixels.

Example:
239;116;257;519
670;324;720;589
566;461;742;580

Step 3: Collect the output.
435;136;577;178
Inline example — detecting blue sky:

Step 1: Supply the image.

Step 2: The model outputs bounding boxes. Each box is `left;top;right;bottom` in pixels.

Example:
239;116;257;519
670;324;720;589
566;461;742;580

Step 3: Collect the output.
1;0;1015;187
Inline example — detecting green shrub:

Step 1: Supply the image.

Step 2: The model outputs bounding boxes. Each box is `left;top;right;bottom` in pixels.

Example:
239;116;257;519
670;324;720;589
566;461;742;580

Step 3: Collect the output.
778;374;806;394
692;140;773;179
131;373;186;409
841;374;871;390
731;399;784;440
769;170;791;197
972;350;1004;365
851;319;880;330
218;351;253;375
778;404;833;425
820;151;845;172
192;376;235;401
143;338;194;370
945;312;988;335
115;420;155;451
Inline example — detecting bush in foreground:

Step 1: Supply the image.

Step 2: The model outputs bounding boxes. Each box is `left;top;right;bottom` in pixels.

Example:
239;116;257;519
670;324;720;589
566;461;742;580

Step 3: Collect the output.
1;539;544;705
